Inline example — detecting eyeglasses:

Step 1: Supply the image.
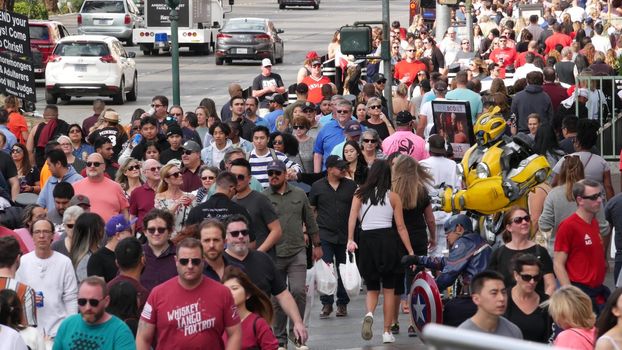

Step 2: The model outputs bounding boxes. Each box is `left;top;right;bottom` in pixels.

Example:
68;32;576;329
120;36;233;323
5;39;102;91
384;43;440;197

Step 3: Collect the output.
362;139;377;143
167;172;182;178
182;149;194;156
86;162;102;168
146;227;167;234
519;274;541;282
267;170;283;177
292;125;306;130
336;110;350;114
369;105;381;109
127;165;140;171
179;258;202;266
149;166;161;172
10;148;22;154
511;215;531;224
77;298;105;307
201;176;215;181
65;223;74;229
229;229;249;237
581;192;603;201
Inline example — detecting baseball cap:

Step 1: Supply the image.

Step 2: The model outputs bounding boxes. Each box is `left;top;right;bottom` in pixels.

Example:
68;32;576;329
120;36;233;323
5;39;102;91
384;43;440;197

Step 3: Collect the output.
166;125;183;138
266;93;286;105
69;194;90;208
428;134;446;155
262;58;272;67
266;160;287;172
444;214;473;233
306;51;319;60
434;81;448;93
344;120;362;136
373;73;386;83
311;58;322;66
395;111;413;125
105;214;137;237
302;101;315;111
325;155;348;169
182;140;201;153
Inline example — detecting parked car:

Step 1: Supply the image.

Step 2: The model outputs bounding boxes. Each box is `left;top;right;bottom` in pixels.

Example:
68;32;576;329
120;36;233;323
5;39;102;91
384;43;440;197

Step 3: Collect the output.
215;18;284;66
45;35;138;105
278;0;319;10
28;20;71;78
77;0;143;45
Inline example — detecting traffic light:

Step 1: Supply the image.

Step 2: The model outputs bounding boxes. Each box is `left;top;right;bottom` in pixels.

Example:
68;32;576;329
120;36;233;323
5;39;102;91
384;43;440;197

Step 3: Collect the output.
340;26;373;56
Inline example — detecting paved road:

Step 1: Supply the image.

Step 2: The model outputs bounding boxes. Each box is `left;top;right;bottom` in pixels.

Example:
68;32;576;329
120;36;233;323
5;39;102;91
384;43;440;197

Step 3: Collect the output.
36;0;410;126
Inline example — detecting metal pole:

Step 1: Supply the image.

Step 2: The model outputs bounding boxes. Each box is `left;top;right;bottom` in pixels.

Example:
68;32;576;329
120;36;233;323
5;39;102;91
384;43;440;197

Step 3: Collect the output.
382;0;393;120
435;2;450;43
170;8;180;105
466;0;474;51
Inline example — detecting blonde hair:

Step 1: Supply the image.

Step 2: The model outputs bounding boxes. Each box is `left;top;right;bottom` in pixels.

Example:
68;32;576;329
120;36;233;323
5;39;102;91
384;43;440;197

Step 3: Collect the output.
547;286;596;329
391;155;433;209
157;164;179;193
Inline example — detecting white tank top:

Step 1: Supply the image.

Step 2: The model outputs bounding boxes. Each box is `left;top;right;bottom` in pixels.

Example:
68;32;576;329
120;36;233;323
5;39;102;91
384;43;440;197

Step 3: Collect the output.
359;192;394;231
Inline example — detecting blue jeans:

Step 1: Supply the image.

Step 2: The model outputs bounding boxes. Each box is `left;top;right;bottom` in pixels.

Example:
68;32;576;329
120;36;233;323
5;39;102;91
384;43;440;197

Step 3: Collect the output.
320;240;350;306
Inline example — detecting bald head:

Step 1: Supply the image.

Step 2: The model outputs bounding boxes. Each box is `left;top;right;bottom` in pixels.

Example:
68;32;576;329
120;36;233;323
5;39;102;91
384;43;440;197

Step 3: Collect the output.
85;153;105;180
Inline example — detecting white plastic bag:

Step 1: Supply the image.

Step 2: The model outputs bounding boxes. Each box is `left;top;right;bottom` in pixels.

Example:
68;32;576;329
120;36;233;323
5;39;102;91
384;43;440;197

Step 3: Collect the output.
303;264;316;326
339;250;361;298
315;259;338;296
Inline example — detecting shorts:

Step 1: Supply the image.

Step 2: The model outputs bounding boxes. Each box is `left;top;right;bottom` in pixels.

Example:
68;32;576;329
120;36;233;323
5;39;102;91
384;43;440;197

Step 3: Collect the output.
359;227;403;291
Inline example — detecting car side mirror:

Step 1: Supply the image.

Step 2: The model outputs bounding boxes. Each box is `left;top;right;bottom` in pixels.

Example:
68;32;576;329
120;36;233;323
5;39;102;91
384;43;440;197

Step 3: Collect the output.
128;51;136;58
277;29;284;34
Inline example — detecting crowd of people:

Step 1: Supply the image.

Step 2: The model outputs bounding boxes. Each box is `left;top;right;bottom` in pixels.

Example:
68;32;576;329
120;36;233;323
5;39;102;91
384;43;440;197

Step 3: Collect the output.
2;0;622;348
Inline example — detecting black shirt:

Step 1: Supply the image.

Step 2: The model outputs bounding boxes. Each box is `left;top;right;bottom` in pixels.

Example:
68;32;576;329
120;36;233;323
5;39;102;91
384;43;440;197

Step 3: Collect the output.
87;126;128;161
224;250;286;297
130;134;170;160
488;244;553;297
251;73;285;108
87;246;118;282
203;254;244;282
186;193;254;240
403;194;431;255
159;148;184;165
505;291;551;343
308;177;357;244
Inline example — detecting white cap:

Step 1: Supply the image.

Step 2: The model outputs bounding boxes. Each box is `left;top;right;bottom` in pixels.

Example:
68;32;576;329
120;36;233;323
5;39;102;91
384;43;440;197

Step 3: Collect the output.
262;58;272;67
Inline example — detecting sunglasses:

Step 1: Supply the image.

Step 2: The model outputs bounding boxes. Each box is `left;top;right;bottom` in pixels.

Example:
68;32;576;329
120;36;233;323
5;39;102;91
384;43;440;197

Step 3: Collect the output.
150;166;161;172
273;141;283;145
167;172;182;178
511;215;531;224
78;298;104;307
201;176;215;181
229;229;249;237
146;227;167;234
362;139;377;143
292;125;306;130
10;148;22;154
312;64;321;68
182;149;194;156
267;170;283;177
127;165;140;171
69;129;81;134
336;110;350;114
581;192;603;201
86;162;102;168
179;258;202;266
369;105;381;109
519;274;541;282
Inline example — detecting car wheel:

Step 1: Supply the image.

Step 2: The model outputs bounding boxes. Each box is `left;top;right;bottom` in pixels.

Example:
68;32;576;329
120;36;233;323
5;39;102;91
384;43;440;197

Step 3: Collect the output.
112;78;126;105
127;74;138;102
216;57;224;65
126;37;134;46
314;3;319;9
45;91;57;104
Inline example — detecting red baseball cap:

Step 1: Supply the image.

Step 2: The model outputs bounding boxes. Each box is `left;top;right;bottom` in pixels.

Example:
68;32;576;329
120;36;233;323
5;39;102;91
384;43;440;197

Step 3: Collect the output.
306;51;319;60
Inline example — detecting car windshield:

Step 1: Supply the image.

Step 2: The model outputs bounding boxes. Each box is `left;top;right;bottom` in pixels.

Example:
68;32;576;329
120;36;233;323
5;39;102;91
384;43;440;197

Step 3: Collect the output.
29;26;50;40
223;20;266;31
81;0;125;13
54;42;110;57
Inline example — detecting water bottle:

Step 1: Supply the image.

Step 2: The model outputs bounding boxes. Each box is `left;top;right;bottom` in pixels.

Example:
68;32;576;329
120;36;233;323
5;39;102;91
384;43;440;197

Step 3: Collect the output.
131;134;142;147
36;291;44;308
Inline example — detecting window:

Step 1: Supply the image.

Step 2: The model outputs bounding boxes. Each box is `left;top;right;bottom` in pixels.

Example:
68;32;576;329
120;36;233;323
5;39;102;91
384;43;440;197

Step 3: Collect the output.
81;0;125;13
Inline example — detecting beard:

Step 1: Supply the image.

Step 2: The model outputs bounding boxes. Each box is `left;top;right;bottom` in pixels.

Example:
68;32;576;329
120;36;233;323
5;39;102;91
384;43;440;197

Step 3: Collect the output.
269;181;283;192
82;308;105;324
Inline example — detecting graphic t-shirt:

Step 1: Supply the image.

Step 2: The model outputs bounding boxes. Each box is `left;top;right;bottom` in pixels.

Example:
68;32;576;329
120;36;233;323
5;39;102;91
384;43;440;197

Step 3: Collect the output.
252;73;285;107
140;277;240;349
52;314;135;350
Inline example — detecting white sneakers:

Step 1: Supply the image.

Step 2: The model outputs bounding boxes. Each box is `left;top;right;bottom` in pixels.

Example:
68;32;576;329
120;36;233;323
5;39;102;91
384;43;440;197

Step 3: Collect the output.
382;332;396;343
361;312;374;340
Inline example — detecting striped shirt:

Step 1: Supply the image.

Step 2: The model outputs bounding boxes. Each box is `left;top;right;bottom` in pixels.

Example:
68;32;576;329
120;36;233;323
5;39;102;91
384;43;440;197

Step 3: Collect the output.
0;277;37;327
249;148;301;188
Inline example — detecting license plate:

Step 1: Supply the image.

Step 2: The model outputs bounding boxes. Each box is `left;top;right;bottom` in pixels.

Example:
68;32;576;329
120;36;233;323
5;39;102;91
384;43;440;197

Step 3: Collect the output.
235;48;248;54
75;65;87;72
94;19;110;25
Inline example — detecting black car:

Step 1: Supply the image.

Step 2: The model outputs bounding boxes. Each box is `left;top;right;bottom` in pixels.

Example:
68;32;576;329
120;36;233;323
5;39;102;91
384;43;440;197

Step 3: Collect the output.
215;18;285;65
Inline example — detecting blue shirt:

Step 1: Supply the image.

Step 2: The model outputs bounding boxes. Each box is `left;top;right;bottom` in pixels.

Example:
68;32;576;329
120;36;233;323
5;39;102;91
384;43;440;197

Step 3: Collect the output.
319;114;334;128
0;125;16;152
264;109;284;132
72;143;94;161
421;91;437;105
313;120;347;170
37;166;83;209
52;314;135;350
446;87;483;123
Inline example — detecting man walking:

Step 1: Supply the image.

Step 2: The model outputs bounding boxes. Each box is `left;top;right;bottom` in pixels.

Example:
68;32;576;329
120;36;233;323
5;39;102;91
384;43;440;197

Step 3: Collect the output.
53;277;135;349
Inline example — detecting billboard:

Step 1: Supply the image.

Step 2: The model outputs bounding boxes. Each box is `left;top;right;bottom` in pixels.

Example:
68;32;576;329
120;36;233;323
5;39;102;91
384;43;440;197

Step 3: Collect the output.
431;100;473;159
0;10;36;102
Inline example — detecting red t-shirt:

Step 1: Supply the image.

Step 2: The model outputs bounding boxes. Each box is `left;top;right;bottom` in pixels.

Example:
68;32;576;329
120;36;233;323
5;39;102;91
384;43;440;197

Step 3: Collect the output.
140;276;240;349
222;313;278;350
301;75;331;104
545;33;573;54
514;51;544;68
554;213;606;288
393;60;428;86
489;47;517;68
8;112;28;144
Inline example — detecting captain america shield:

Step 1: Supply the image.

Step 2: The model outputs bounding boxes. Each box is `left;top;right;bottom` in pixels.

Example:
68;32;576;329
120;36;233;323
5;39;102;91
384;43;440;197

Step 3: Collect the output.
409;271;443;338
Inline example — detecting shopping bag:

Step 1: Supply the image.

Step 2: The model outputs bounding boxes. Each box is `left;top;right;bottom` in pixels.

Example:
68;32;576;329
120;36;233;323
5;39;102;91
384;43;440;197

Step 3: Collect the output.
339;250;361;298
315;259;337;296
303;264;316;326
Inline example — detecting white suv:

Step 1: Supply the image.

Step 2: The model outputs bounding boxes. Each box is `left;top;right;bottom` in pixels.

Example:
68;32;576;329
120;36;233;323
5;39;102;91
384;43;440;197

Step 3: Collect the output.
45;35;138;105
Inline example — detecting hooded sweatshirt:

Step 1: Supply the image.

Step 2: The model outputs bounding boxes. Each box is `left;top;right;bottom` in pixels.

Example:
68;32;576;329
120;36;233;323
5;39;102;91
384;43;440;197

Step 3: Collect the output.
511;84;554;132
